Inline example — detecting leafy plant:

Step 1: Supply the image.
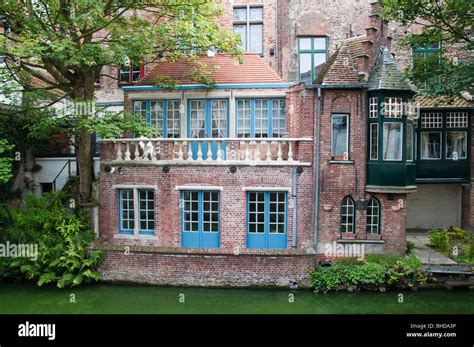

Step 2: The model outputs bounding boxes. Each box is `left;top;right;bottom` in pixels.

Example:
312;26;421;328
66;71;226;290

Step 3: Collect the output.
406;240;415;255
0;192;102;288
429;229;450;254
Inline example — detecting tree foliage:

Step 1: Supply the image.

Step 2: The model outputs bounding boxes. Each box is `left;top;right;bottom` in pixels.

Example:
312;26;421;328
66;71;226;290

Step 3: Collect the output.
381;0;473;97
0;0;241;203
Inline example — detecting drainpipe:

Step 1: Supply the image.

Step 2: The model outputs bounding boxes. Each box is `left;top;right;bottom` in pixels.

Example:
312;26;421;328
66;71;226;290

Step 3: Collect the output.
291;167;298;248
313;88;322;254
275;0;279;74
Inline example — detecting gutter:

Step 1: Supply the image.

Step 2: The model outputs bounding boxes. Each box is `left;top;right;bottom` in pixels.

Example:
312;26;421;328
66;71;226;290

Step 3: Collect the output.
313;88;322;254
307;83;368;89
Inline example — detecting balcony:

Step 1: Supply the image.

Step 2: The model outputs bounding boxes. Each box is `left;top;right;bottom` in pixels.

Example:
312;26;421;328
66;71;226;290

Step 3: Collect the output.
100;137;313;166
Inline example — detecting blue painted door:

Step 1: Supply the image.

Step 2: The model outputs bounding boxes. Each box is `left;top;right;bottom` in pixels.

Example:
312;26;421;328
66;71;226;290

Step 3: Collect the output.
181;191;220;248
247;192;287;249
188;99;228;160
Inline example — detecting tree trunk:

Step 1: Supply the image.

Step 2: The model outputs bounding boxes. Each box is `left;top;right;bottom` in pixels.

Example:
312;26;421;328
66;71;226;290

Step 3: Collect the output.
73;71;96;204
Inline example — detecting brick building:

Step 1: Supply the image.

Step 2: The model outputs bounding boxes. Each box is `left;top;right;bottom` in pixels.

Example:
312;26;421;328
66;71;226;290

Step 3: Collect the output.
28;1;472;287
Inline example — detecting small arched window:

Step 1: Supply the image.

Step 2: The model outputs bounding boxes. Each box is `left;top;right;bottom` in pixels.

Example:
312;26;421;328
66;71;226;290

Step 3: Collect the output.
366;198;381;234
340;196;355;234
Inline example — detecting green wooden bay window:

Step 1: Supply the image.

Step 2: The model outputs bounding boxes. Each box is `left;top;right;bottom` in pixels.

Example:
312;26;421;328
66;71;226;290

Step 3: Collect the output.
298;37;328;83
133;100;181;138
415;110;471;182
366;93;416;189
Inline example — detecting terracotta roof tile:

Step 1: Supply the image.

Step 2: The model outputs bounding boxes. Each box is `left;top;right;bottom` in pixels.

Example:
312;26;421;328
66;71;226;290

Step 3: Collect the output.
139;54;284;85
416;95;472;108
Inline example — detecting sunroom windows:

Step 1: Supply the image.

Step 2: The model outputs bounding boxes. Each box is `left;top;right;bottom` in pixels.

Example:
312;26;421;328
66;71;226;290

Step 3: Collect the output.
236;99;286;138
133;100;181;138
418;111;469;161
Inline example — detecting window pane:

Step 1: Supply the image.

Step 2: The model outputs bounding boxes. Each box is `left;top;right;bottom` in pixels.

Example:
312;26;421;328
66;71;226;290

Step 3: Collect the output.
420;132;441;159
233;7;247;21
406;123;414;161
190;100;206;138
233;24;247;51
254;99;269;137
446;131;467;159
370;123;378;160
299;53;312;83
150;101;163;136
299;38;312;50
272;99;286;137
332;115;348;157
313;37;326;50
249;24;263;53
237;99;251;137
383;123;402;160
166;100;181;138
211;100;227;138
249;7;263;20
138;189;154;232
313;53;326;77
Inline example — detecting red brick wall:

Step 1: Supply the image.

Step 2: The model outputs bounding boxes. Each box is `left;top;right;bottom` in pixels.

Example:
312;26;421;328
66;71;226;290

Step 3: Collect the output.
315;88;407;255
99;165;314;250
99;250;314;287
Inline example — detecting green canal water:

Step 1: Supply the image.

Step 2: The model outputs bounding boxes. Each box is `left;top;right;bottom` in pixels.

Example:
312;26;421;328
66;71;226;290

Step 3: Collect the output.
0;283;472;314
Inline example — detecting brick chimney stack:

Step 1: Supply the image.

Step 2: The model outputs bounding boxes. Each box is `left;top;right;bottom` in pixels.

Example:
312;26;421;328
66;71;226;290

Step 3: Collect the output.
365;1;391;69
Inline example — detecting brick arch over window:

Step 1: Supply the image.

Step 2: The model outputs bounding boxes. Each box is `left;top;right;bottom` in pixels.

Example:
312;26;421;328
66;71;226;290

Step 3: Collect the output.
330;94;352;114
244;176;291;187
174;177;221;187
340;196;356;234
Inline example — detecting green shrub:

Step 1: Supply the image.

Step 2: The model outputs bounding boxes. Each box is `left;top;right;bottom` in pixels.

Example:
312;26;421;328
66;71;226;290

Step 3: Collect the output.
0;192;102;288
309;254;429;293
447;227;467;240
406;240;415;255
429;229;450;254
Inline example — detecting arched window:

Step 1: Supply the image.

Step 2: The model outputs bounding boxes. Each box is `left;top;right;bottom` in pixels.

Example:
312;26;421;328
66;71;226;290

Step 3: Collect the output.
366;198;381;234
340;196;355;234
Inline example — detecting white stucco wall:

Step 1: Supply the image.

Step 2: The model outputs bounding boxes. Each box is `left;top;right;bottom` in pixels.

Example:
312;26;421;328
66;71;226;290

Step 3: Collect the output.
33;158;100;195
407;184;462;230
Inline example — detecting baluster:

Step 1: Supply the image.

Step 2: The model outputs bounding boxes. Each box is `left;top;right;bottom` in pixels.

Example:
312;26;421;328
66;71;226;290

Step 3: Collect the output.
178;140;184;160
266;141;272;162
288;141;294;161
255;140;261;162
147;141;154;161
116;142;123;160
134;141;140;161
277;141;283;161
197;141;203;161
124;142;131;161
187;141;193;161
217;140;223;161
244;141;250;162
206;140;213;161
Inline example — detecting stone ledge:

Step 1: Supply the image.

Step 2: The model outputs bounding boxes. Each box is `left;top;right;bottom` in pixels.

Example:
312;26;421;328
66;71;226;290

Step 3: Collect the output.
93;242;317;257
336;239;385;244
101;160;312;167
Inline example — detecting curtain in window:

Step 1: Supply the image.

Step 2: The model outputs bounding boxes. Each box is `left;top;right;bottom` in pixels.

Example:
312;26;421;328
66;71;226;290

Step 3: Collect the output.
446;131;467;159
190;101;205;138
421;132;441;159
383;123;402;160
211;100;227;138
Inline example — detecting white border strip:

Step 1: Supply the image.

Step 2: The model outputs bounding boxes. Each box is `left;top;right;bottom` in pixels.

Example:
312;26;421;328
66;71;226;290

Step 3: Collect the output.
175;185;223;191
113;184;157;189
242;187;291;192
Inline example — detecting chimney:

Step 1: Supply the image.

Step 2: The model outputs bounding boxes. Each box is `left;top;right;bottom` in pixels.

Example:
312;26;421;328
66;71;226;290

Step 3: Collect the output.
365;1;391;67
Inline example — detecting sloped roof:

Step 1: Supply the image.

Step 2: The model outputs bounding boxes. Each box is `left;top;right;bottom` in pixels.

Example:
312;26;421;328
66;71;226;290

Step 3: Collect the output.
368;47;412;91
314;35;367;85
139;54;284;85
416;95;472;108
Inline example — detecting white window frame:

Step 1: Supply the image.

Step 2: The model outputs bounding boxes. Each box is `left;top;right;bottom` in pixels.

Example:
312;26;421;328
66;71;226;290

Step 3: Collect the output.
382;122;403;161
383;97;402;118
341;197;355;234
446;112;468;128
331;113;349;159
369;97;378;118
421;112;443;128
420;131;442;160
366;198;380;234
233;5;264;54
446;131;467;160
369;123;379;160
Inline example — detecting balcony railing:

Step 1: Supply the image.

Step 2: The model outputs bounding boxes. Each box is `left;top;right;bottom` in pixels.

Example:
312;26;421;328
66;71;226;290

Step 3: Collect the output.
100;137;313;166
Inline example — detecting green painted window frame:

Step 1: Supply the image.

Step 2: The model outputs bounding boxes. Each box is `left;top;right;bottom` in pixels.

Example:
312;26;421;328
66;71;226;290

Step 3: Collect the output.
297;36;328;83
